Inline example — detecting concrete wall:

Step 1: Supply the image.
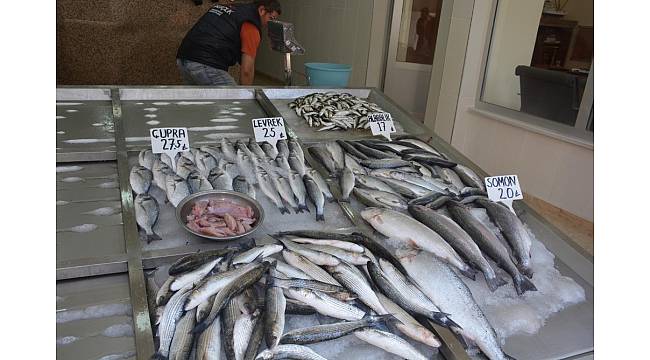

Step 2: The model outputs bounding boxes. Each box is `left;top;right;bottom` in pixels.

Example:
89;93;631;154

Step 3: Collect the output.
448;0;594;221
254;0;374;87
481;0;544;110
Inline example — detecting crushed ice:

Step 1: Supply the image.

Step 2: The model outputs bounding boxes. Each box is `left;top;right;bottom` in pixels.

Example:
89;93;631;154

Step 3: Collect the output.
57;165;83;173
97;351;136;360
66;109;79;113
56;303;132;323
144;114;157;118
82;207;121;216
146;120;161;126
61;177;84;183
57;131;65;134
56;116;66;119
56;336;79;346
57;224;99;233
101;323;134;337
96;181;119;189
231;107;243;111
232;112;247;116
92;123;103;127
176;101;214;105
143;108;158;112
152;102;170;106
56;200;69;206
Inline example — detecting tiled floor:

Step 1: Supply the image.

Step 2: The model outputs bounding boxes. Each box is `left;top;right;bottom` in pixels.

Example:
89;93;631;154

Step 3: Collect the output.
524;193;594;256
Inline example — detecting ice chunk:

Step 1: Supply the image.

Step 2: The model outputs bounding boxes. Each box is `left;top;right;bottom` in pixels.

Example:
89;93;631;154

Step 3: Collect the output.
97;351;136;360
56;303;132;324
57;165;83;173
56;336;79;346
101;323;134;338
82;207;121;216
57;224;99;233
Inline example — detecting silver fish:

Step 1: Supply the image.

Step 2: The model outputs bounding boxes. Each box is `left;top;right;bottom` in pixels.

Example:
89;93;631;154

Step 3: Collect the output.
446;201;536;295
290;238;364;253
326;262;385;314
165;174;191;207
284;288;365;321
220;137;237;162
353;188;407;211
176;157;198;179
235;310;260;360
196;151;218;178
138;149;156;170
275;260;312;280
375;292;441;348
185;262;260;310
278;238;340;266
308;146;338;174
232;244;284;265
343;153;367;175
281;250;340;286
435;165;465;190
402;251;513;360
454;164;485;190
129;165;152;194
262;142;278;159
264;270;286;348
306;168;333;201
303;244;369;265
360;207;476;279
196;295;215;323
354;328;428;360
257;168;289;214
161;152;179;170
276;176;300;213
188;171;214;194
170;258;220;291
276;139;290;159
303;174;325;221
169;308;196;360
232;175;255;199
255;344;328;360
287;171;309;213
152;159;173;190
207;168;233;191
248;139;267;160
339;168;355;202
377;177;432;198
222;296;239;360
156;276;175;306
154;286;192;359
474;198;534;279
279;315;390;345
200;145;223;163
196;314;221;360
395;137;443;156
325;141;345;172
410;204;506;292
134;193;161;242
288;151;307;177
288;138;305;165
355;174;396;193
276;155;292;174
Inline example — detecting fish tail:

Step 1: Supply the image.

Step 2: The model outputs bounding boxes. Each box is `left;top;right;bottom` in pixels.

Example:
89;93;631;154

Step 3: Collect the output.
485;275;506;292
458;266;477;281
191;321;210;334
279;206;291;215
504;353;518;360
299;204;310;213
316;213;325;222
517;263;534;279
513;274;537;295
147;232;162;243
340;196;350;203
150;352;167;360
326;195;337;203
429;311;462;330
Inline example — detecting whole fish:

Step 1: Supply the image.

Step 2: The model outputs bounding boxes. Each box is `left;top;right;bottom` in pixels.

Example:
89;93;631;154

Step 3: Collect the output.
287;171;309;213
353;188;407;211
288;139;305;164
171;258;221;291
168;308;196;360
276;139;290;159
446;201;536;295
354;328;427;360
232;175;255;199
360;207;476;279
306;168;333;201
188;171;214;194
242;310;265;360
264;271;286;348
289;238;365;253
248;139;267;160
337;140;369;160
129;166;152;194
286;299;317;315
165;174;191;207
219;138;235;162
324;141;345;172
154;286;192;359
135;193;161;242
282;250;341;286
256;168;289;214
236;151;257;185
288;151;307;177
261;142;278;160
284;288;365;321
378;177;432;198
402;251;514;360
221;296;239;360
156;276;175;306
169;246;243;276
355;174;396;193
351;142;398;159
276;154;292;174
196;315;221;360
208;168;234;191
196;295;215;323
177;157;199;179
138;149;156;170
360;158;412;169
303;244;370;265
359;140;412;154
276;176;301;213
200;145;223;162
194;262;271;334
161;152;179;170
409;204;506;292
343;153;367;175
454;164;485;190
393;137;443;156
152;159;174;190
196;151;218;178
367;259;458;329
232;244;283;265
371;170;455;194
339;168;355;202
185;262;261;310
271;278;353;300
303;174;325;221
474;198;533;278
255;344;328;360
275;260;312;280
277;238;340;266
375;292;441;348
402;153;457;168
279;315;390;345
307;146;338;174
435;166;465;190
234;310;260;360
325;262;385;314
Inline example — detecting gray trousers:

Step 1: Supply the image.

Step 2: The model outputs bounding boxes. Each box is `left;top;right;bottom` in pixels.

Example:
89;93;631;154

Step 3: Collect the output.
176;59;237;86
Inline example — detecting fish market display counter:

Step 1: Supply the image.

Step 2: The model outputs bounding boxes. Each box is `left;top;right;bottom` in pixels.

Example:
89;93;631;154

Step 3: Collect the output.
56;86;593;360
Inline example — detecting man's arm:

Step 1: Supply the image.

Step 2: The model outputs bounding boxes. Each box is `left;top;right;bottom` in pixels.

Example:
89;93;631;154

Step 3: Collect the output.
240;53;255;85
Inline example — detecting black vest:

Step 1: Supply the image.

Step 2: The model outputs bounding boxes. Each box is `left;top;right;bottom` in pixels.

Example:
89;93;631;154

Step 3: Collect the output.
177;3;262;71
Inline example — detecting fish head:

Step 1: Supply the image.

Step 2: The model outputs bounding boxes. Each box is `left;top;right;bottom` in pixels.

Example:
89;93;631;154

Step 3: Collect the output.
360;207;384;224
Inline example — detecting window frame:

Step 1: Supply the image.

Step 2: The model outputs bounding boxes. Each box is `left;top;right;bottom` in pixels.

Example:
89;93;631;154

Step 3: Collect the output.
474;0;594;146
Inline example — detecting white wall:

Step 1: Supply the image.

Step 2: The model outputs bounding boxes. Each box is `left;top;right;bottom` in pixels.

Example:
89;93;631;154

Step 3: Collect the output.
448;0;594;221
482;0;544;110
255;0;374;87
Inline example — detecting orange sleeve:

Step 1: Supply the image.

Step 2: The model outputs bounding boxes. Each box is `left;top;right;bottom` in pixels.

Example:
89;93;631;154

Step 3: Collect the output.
240;22;261;58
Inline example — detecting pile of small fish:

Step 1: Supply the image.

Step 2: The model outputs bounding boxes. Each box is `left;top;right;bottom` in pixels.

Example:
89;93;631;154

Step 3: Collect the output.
130;137;335;241
185;199;257;238
288;92;385;131
308;137;537;297
147;230;469;360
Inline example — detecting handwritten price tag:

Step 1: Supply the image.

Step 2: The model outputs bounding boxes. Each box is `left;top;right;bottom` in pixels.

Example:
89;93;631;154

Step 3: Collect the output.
484;175;523;214
368;112;396;141
252;117;287;146
150;127;190;172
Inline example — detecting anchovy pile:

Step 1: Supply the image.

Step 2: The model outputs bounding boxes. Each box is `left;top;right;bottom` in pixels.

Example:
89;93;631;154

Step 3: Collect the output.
288;92;385;131
131;138;334;234
310;137;537;298
147;230;461;360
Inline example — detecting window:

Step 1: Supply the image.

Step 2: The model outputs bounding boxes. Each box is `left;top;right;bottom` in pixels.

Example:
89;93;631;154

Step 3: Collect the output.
477;0;593;141
395;0;443;65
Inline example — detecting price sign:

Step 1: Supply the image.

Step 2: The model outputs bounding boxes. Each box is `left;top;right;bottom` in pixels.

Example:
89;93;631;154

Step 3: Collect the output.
368;112;396;141
251;117;287;146
484;175;523;214
150;127;190;172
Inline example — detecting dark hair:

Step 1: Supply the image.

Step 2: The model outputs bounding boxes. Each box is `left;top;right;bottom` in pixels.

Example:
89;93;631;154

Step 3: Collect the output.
254;0;282;15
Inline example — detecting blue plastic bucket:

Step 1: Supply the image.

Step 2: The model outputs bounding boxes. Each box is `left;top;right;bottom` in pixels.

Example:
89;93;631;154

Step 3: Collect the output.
304;63;352;86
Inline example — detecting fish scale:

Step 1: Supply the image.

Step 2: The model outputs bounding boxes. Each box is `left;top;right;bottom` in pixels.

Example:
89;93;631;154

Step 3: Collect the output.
154;286;192;359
